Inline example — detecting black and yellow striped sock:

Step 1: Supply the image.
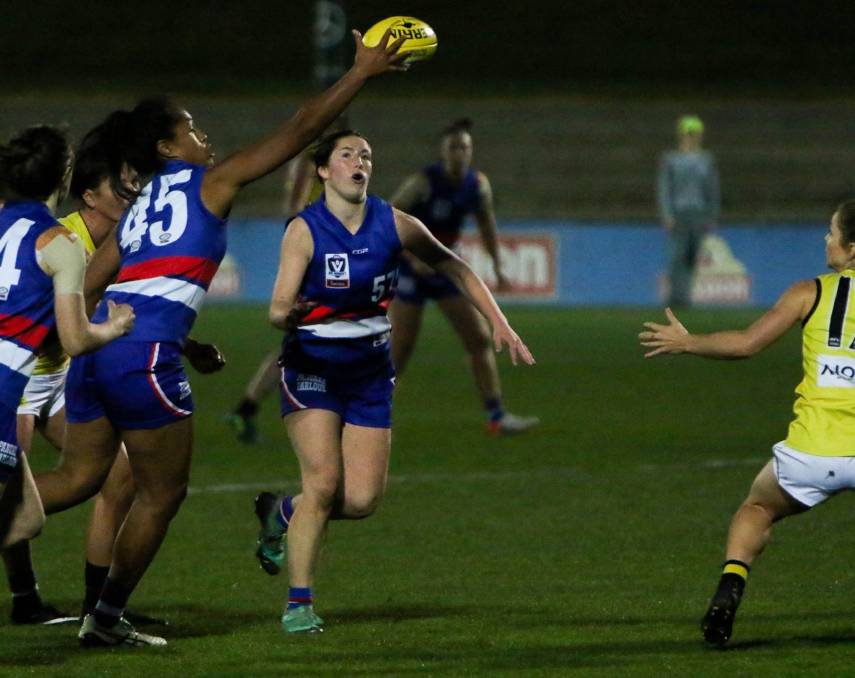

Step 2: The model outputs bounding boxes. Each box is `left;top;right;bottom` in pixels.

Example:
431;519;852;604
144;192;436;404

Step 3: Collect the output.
715;559;749;604
723;560;749;582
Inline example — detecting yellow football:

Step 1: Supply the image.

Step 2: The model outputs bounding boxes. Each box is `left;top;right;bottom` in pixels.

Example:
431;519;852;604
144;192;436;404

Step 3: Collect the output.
363;16;438;63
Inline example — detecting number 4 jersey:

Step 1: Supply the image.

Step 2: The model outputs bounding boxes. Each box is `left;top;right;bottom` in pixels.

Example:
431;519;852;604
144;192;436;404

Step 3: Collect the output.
288;195;402;378
0;201;58;411
94;160;226;344
788;271;855;455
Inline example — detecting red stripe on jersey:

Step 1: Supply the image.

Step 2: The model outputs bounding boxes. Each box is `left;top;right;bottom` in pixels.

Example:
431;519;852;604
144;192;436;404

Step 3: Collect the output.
300;301;390;324
301;305;336;323
0;313;50;349
116;256;219;287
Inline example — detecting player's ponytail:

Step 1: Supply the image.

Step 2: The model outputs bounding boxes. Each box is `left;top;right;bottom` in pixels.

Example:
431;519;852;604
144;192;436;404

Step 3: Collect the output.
101;97;185;178
0;125;71;201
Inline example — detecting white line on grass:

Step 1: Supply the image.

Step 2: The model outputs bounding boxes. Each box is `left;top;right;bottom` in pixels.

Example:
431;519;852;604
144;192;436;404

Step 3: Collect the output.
187;458;765;495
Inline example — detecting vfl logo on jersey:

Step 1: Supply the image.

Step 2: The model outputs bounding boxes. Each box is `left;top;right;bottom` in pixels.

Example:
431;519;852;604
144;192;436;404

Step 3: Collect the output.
817;355;855;387
325;253;350;288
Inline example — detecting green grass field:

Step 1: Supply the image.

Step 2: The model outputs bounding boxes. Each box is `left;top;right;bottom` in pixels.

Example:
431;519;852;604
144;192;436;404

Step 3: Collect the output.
3;305;854;676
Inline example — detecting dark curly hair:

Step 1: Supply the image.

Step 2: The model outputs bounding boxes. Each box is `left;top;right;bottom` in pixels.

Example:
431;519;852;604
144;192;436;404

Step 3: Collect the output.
0;125;72;201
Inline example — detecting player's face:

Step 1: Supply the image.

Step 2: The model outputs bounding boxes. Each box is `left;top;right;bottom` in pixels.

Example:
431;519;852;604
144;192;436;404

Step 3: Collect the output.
825;212;855;271
85;163;141;224
320;136;373;203
168;112;215;167
441;132;473;178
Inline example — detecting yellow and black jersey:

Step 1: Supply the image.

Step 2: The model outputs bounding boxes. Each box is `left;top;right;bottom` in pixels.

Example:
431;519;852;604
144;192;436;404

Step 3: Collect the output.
787;271;855;455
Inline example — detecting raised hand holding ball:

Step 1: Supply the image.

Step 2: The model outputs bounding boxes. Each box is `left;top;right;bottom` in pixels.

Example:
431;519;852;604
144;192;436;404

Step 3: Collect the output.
363;16;437;63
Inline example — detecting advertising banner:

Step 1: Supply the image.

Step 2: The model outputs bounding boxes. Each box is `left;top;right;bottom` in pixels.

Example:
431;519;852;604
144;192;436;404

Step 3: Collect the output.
217;219;825;308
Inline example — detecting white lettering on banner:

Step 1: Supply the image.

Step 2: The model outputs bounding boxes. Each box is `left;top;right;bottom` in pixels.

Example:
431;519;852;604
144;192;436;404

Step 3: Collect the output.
457;233;557;299
817;355;855;387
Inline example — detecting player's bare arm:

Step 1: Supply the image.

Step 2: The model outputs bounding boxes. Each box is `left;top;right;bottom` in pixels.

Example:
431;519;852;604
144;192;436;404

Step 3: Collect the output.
391;172;434;273
640;279;817;359
283;153;317;216
473;172;510;290
269;218;314;329
83;225;121;315
390;172;430;213
37;226;134;356
202;31;406;217
395;209;534;366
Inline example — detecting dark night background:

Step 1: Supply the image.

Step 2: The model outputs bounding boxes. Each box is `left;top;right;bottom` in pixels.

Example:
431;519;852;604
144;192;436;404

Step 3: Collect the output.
2;2;854;91
2;2;855;219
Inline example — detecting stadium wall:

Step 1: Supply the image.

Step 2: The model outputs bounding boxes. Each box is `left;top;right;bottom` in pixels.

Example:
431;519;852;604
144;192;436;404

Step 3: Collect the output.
211;220;827;308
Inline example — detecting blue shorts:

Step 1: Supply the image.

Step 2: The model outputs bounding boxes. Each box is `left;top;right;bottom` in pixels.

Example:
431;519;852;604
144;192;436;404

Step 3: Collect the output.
279;363;395;428
0;404;20;484
395;258;460;306
66;341;194;430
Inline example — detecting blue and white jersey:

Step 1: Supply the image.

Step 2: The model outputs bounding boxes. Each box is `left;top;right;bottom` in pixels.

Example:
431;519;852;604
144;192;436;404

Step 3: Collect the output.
409;162;481;248
94;159;226;344
0;201;57;410
289;195;401;376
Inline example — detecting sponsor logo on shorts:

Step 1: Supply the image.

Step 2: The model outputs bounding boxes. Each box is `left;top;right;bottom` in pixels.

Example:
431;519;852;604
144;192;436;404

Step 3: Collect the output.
0;440;18;467
817;355;855;386
178;381;192;399
0;287;8;301
325;253;350;289
296;374;327;393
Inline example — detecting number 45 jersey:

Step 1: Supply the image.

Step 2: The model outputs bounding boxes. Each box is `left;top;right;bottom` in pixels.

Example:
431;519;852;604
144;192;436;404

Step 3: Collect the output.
290;195;402;377
95;160;227;344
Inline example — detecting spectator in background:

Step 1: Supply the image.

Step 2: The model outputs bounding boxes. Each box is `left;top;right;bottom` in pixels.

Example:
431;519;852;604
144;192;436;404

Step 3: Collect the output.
656;114;720;307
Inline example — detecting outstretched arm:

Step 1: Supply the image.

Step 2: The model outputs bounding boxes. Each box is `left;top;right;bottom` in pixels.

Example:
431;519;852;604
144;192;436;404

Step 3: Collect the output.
639;279;818;359
201;31;406;218
473;172;510;291
395;208;534;366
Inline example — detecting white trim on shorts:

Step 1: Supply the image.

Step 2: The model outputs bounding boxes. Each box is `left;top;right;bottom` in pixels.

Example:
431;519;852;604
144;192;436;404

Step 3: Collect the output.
772;440;855;508
17;369;67;420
